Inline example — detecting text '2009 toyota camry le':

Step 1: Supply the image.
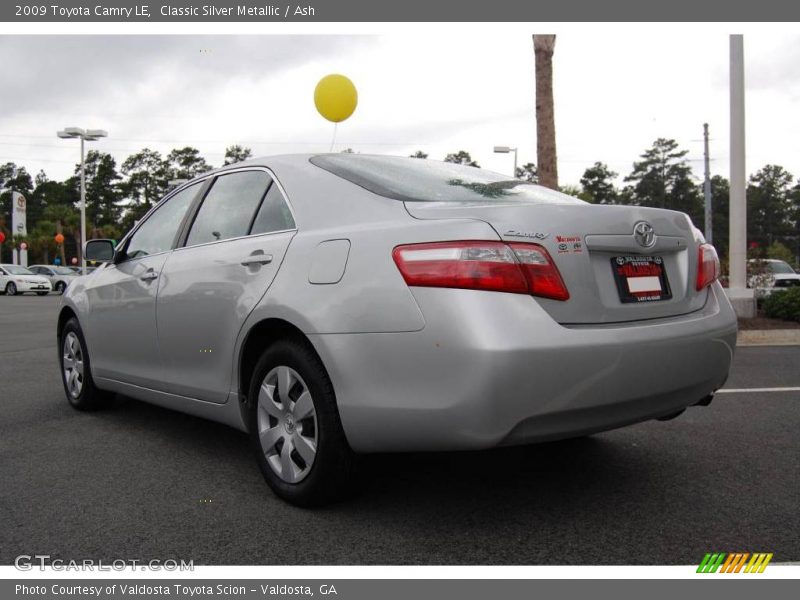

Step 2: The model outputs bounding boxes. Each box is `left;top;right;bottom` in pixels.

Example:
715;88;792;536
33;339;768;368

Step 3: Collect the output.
57;154;737;506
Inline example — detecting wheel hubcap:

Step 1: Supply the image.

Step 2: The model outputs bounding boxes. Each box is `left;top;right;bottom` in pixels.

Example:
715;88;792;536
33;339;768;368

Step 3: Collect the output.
257;365;317;484
62;332;84;399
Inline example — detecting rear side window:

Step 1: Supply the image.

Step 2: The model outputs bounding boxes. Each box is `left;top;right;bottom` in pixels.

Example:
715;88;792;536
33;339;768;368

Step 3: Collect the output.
186;171;271;247
250;183;295;235
310;154;585;205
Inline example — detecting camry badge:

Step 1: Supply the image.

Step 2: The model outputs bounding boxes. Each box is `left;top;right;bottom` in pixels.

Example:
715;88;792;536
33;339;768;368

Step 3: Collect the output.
505;229;549;240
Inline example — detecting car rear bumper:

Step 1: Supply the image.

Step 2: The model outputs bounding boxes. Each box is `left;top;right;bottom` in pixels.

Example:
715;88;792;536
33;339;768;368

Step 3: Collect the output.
310;282;737;453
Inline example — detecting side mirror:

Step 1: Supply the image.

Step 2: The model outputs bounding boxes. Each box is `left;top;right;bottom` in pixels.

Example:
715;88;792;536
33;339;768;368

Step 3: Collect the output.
84;239;116;263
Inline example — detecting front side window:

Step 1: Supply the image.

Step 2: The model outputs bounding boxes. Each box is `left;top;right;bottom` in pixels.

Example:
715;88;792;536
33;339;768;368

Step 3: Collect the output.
186;171;271;247
125;183;201;260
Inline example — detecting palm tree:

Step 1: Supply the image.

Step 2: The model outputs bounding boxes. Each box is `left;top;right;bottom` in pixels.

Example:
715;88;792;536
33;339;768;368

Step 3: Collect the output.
533;35;558;190
43;204;80;266
28;220;57;264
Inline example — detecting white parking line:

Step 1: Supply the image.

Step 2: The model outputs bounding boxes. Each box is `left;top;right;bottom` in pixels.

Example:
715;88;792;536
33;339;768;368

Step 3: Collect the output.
718;387;800;394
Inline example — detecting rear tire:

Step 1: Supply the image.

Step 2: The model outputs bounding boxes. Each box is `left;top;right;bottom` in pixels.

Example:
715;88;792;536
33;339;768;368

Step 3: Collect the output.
6;282;17;296
59;317;113;411
248;338;357;507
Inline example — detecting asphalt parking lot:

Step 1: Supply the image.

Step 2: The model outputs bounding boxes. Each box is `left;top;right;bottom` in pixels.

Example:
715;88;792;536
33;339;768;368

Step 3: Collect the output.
1;295;798;565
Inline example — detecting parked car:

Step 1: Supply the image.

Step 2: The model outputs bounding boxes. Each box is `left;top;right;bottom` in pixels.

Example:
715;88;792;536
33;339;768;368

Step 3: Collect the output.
0;264;52;295
57;155;737;506
29;264;79;294
747;258;800;295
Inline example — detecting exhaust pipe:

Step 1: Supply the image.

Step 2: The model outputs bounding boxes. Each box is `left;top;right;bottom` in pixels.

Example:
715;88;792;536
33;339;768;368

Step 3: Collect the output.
658;393;715;422
694;394;714;407
657;409;686;422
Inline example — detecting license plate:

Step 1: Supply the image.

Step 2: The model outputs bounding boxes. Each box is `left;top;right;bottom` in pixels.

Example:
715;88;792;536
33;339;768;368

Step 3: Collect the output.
611;256;672;303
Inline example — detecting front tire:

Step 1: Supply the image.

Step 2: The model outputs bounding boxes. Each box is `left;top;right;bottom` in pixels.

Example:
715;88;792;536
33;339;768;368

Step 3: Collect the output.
248;339;357;507
59;317;113;411
6;282;17;296
55;281;66;294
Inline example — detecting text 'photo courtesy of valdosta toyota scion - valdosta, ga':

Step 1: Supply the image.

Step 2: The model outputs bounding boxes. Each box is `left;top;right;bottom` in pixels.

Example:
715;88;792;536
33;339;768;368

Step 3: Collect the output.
14;584;337;596
25;5;317;18
58;152;736;507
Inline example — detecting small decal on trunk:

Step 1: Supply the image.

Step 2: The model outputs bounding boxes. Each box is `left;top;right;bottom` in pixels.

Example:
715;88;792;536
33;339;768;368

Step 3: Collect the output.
556;235;583;254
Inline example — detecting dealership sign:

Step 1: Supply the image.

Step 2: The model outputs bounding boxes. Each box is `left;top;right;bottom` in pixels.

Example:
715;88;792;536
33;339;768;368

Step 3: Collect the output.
11;191;27;236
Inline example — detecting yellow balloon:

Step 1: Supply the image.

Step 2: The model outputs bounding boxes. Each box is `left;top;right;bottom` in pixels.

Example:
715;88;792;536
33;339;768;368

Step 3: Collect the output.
314;74;358;123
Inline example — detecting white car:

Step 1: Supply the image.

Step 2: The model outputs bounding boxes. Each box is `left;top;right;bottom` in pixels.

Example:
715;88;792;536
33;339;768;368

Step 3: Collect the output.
28;264;79;294
0;264;53;296
748;259;800;295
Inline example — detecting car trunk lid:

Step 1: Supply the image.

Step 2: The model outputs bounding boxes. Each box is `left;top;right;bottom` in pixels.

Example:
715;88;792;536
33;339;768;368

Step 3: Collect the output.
404;201;706;324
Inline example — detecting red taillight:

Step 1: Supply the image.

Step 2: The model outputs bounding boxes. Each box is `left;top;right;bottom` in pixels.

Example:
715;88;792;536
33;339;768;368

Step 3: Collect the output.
392;241;569;301
696;243;720;291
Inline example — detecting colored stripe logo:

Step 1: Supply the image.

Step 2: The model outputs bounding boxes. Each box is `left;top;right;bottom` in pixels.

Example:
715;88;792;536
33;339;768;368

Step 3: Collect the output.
697;552;773;573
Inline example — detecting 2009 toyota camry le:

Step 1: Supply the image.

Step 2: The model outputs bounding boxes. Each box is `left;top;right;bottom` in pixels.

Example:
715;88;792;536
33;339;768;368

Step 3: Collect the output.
57;154;737;506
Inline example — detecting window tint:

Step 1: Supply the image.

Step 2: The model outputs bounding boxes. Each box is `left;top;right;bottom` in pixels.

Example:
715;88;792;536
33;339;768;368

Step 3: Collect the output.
769;261;796;275
126;183;200;260
4;265;34;275
311;154;585;205
250;183;295;235
186;171;271;247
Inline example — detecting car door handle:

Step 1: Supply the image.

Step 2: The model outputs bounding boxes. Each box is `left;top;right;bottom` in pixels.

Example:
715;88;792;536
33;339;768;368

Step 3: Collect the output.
140;271;158;282
241;253;273;266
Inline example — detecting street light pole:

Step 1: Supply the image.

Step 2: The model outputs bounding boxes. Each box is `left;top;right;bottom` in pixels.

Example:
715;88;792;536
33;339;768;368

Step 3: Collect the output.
57;127;108;276
493;146;518;178
80;135;86;275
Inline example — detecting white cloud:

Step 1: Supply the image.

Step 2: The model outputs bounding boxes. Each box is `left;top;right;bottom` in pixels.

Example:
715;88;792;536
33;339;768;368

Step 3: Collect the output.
1;29;799;188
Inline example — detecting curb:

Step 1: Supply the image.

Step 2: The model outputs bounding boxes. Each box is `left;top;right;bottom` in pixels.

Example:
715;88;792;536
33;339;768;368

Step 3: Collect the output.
737;329;800;346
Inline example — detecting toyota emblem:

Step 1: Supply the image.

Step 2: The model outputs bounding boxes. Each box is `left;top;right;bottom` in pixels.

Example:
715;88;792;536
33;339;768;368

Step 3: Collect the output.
633;221;656;248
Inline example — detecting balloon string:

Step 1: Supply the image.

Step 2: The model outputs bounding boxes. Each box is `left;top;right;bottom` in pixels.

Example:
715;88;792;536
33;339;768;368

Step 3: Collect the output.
329;123;338;152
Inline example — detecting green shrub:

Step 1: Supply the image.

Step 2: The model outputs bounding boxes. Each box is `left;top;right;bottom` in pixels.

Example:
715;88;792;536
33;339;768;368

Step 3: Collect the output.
762;287;800;322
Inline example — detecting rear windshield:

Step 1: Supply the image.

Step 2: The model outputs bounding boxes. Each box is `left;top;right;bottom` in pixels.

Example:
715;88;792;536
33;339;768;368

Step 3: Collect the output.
310;154;585;205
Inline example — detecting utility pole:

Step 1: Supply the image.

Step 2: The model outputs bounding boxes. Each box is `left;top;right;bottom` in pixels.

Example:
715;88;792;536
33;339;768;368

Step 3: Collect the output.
727;34;754;317
703;123;712;244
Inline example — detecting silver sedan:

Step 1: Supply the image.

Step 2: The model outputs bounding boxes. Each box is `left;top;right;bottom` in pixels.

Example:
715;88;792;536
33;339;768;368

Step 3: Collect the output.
28;264;79;294
58;155;737;506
